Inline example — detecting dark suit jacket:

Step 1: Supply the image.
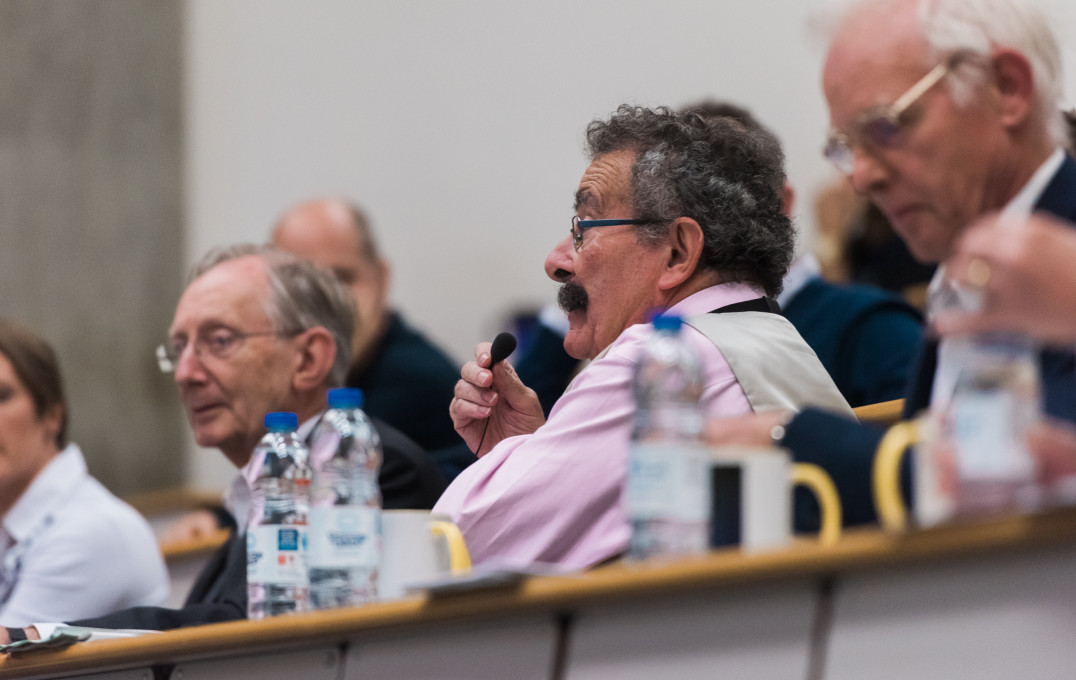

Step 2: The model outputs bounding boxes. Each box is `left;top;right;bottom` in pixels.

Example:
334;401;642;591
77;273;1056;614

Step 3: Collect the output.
69;417;445;631
782;278;923;407
785;153;1076;531
347;312;469;481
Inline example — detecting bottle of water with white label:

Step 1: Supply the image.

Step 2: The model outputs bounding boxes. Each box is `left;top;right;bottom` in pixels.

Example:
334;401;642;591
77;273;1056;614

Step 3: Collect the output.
247;412;311;619
626;314;710;560
308;388;382;609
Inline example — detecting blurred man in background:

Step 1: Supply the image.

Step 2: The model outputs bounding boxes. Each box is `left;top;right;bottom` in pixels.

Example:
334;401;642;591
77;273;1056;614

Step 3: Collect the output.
273;199;472;480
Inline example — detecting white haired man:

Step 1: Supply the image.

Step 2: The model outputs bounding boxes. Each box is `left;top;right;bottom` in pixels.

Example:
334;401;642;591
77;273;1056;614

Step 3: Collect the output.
708;0;1076;529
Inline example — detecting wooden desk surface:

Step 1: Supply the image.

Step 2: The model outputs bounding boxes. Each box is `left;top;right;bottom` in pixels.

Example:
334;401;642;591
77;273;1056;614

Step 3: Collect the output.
6;507;1076;679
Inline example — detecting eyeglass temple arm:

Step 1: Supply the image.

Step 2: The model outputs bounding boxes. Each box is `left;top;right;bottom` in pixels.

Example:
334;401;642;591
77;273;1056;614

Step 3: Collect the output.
891;60;953;113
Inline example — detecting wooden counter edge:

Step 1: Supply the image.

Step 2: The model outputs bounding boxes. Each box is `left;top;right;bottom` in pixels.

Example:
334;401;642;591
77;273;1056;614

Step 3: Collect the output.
5;507;1076;679
851;398;903;426
160;528;231;563
124;487;225;518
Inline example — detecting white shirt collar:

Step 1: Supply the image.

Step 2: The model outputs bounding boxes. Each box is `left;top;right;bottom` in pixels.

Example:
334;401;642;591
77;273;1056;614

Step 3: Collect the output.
2;444;86;544
998;148;1066;222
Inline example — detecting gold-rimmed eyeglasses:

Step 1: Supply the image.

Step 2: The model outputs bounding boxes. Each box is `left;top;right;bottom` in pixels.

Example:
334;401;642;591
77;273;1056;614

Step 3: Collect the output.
823;54;966;175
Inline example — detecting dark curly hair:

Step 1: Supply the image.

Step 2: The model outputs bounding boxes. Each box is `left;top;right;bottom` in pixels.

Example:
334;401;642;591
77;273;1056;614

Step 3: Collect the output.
585;105;794;296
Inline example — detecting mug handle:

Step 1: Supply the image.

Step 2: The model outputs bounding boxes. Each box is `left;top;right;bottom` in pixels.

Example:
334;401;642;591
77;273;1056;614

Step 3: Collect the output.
790;463;842;545
872;420;920;532
430;521;472;574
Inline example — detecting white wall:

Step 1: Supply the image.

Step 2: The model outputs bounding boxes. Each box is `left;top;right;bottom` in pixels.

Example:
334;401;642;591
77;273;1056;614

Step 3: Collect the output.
183;0;1076;488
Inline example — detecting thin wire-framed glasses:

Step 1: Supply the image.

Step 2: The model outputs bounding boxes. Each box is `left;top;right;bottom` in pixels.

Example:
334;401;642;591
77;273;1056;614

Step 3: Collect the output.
156;327;302;373
571;216;650;251
823;54;964;175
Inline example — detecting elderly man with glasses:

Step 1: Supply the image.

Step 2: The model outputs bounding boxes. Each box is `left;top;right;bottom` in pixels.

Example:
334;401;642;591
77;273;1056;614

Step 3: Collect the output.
2;245;444;642
708;0;1076;530
434;105;851;571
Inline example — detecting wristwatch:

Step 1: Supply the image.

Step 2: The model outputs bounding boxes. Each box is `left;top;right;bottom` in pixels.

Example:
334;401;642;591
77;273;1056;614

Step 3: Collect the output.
5;627;27;642
769;411;794;445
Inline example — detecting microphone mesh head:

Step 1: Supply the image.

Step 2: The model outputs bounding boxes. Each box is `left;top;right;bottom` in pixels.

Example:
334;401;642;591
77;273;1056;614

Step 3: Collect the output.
490;332;517;364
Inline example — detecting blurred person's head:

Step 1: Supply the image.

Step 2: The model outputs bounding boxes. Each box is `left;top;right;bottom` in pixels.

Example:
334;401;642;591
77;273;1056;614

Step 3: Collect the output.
679;99;796;216
272;199;390;370
0;318;67;516
163;245;354;467
820;0;1064;262
544;105;794;359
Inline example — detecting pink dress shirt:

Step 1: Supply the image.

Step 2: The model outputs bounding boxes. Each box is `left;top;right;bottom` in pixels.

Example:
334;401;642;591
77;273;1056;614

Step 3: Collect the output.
434;283;762;570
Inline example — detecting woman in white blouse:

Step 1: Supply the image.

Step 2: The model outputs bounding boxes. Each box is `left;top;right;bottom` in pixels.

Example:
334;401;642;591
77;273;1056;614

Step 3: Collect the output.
0;318;168;627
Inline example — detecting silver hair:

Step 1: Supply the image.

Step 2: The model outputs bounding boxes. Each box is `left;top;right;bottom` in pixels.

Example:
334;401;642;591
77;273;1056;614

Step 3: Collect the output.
817;0;1067;147
189;244;355;386
921;0;1066;146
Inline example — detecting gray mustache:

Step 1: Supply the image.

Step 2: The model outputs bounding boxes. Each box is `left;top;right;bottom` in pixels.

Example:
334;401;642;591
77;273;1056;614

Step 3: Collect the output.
557;282;588;314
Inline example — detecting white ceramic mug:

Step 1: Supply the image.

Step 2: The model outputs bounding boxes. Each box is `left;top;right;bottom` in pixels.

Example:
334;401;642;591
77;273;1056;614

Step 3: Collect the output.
710;446;842;551
378;510;471;601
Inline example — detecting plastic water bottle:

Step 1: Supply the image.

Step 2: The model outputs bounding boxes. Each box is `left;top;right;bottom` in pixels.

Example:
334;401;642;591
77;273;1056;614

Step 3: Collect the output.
928;272;1043;517
939;334;1042;515
246;412;311;619
626;314;710;559
308;388;382;608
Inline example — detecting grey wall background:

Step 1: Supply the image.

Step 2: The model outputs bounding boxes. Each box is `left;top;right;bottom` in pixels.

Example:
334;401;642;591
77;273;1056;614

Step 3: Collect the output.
0;1;185;495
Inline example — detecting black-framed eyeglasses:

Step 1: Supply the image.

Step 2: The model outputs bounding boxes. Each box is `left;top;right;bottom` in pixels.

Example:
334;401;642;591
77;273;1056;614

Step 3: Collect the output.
823;54;964;175
570;216;650;251
156;327;303;374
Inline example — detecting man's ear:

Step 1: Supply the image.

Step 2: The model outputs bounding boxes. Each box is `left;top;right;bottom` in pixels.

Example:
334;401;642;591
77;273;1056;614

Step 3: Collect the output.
991;48;1036;130
291;327;338;392
657;217;706;291
781;183;796;218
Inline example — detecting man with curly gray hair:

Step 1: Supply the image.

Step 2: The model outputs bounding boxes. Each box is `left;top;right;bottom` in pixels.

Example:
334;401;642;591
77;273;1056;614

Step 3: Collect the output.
435;106;850;570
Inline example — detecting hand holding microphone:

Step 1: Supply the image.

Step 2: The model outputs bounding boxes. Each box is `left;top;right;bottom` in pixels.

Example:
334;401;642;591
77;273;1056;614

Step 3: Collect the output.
474;333;517;454
450;332;546;458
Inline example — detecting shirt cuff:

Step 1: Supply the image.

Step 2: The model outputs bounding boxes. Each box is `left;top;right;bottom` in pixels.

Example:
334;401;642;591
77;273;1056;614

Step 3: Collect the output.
30;622;61;640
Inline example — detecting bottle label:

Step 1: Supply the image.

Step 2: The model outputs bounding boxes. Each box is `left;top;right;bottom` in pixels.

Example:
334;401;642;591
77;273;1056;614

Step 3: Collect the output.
308;506;380;569
247;524;308;585
950;391;1034;480
626;442;711;521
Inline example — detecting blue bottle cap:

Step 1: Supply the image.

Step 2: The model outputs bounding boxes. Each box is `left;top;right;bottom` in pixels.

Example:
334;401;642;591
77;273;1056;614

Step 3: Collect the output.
264;412;298;431
327;387;364;409
651;314;683;332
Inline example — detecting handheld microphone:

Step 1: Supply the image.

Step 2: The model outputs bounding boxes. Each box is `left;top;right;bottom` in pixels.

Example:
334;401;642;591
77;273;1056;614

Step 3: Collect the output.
474;332;517;454
489;332;517;366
